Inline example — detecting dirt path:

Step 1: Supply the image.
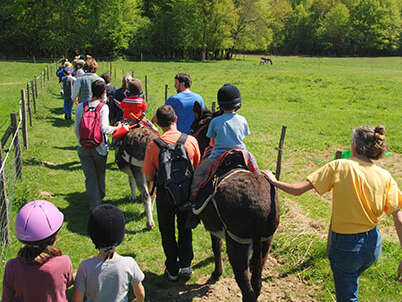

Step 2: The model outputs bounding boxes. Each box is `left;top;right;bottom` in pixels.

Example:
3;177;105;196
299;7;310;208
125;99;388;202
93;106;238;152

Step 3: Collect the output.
151;199;328;301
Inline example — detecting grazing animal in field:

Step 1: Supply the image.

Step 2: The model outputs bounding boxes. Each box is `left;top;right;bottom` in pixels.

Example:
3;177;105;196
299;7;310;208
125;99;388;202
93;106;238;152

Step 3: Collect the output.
190;102;280;302
115;124;159;229
259;57;273;65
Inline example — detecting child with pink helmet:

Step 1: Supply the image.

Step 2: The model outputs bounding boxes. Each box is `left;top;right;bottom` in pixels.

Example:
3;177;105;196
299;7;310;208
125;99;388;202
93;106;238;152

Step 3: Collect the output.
2;200;73;302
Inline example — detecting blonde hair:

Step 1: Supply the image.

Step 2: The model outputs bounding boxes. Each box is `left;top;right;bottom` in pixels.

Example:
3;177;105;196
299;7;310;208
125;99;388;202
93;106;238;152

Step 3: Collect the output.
352;125;387;160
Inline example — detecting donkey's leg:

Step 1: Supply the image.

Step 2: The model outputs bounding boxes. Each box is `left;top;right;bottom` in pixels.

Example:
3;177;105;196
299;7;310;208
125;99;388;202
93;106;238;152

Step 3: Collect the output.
128;175;137;201
211;234;223;281
250;237;272;299
226;235;256;302
132;166;154;230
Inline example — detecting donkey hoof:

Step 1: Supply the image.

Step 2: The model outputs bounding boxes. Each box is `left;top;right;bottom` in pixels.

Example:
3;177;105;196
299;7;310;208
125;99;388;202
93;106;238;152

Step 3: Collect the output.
208;271;222;283
146;221;155;230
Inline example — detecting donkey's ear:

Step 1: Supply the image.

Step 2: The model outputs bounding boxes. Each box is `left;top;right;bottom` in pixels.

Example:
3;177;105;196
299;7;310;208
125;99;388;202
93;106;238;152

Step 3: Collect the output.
193;101;202;114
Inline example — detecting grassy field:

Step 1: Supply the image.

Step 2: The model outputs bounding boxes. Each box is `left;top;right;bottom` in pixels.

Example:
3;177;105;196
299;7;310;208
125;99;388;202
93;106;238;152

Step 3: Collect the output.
0;56;401;301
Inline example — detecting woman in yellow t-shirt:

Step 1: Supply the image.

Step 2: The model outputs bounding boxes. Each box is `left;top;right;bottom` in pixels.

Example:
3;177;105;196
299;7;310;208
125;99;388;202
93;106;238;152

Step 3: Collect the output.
262;125;402;302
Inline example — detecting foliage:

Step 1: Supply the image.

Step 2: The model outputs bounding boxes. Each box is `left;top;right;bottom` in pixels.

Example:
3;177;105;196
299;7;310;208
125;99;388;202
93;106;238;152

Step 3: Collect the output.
0;0;401;58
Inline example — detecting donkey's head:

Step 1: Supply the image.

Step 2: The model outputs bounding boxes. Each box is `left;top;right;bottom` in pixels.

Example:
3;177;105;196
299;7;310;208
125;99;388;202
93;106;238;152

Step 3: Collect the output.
190;101;222;156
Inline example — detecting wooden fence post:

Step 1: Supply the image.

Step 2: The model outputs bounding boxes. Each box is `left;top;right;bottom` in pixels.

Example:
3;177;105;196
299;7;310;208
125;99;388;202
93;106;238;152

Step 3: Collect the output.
21;89;29;149
0;143;11;244
109;62;112;77
275;126;287;181
31;80;37;113
34;76;38;99
211;101;216;113
26;83;31;118
145;75;148;103
164;84;168;102
47;66;50;81
10;113;22;179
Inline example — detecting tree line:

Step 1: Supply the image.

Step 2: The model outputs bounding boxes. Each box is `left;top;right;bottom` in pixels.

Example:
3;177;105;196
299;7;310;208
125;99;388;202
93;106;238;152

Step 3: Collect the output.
0;0;401;59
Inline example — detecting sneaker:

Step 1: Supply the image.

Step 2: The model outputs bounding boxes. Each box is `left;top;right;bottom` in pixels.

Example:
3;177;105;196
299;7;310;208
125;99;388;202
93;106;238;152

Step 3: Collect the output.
164;269;178;282
180;267;193;277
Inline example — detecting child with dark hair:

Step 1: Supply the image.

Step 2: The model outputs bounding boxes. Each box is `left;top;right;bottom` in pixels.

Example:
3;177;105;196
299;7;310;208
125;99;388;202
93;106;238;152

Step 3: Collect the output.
120;78;146;120
72;204;145;302
100;73;116;100
2;200;73;302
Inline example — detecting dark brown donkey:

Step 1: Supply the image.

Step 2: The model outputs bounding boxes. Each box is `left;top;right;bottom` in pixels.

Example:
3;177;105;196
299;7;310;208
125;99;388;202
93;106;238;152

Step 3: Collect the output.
190;102;280;302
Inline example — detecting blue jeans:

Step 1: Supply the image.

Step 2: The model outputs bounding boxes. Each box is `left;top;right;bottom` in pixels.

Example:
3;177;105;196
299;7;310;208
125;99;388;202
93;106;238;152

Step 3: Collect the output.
328;227;382;302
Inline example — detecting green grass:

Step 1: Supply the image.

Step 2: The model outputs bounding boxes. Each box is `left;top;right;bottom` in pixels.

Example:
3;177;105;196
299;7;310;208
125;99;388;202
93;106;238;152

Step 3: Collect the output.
0;56;401;301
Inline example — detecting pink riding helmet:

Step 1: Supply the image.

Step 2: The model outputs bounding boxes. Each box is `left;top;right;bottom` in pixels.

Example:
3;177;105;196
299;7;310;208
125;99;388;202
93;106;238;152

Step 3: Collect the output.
15;200;64;242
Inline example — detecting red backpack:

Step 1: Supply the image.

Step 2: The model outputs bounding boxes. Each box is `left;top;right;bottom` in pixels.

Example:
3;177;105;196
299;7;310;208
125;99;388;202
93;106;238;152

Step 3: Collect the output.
79;102;104;147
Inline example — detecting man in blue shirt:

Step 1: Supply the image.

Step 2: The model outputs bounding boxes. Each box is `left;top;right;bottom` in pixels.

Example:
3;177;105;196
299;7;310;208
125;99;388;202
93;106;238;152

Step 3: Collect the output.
162;73;204;134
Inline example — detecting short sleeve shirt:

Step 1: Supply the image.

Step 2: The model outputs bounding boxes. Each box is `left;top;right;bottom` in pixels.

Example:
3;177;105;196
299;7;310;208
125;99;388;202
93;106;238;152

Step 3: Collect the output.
207;113;250;159
307;157;401;234
74;255;144;302
143;129;201;177
165;92;204;134
2;255;73;302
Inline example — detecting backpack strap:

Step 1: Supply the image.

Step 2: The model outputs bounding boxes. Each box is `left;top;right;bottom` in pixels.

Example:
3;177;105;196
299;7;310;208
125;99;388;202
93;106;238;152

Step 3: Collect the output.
176;133;188;145
83;101;89;112
153;137;168;150
94;102;104;112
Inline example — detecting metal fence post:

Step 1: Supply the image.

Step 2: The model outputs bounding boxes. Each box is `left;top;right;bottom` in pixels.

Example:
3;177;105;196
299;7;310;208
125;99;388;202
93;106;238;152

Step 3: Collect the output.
10;113;22;179
165;84;168;102
212;101;216;113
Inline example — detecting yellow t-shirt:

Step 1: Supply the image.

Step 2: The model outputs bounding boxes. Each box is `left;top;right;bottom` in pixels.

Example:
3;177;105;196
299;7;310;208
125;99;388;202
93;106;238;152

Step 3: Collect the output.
307;157;401;234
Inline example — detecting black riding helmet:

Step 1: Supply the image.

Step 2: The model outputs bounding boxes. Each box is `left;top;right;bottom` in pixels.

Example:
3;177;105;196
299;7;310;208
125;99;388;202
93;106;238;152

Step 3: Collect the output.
88;204;125;249
217;84;241;111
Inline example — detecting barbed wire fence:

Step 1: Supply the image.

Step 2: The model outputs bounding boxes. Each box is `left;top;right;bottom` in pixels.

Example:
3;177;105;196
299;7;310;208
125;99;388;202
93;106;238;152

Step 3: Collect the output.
0;62;55;265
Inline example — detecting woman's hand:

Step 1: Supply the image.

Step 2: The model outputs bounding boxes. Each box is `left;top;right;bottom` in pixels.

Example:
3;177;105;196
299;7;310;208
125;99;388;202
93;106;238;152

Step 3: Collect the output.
261;170;277;184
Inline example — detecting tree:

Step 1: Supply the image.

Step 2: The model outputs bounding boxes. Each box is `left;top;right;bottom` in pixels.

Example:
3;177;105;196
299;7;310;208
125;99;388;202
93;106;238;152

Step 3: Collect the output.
316;3;352;55
350;0;402;55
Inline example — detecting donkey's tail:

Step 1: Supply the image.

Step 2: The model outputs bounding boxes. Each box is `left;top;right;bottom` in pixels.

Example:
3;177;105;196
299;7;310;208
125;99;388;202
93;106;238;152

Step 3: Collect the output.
251;236;262;274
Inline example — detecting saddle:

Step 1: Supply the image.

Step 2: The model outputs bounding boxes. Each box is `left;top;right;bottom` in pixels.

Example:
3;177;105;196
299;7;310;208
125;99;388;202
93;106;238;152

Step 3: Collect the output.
193;149;259;213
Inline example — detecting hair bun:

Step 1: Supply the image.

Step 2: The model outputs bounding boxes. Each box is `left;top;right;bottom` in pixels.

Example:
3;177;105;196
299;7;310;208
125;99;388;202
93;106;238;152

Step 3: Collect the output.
374;125;385;141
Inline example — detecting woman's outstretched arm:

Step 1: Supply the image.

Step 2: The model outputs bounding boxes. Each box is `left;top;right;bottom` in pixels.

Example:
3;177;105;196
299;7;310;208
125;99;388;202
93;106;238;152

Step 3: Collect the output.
261;170;313;196
392;209;402;282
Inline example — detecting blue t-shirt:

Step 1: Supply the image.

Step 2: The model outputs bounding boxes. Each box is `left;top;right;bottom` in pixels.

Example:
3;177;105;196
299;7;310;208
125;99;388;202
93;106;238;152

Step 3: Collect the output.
165;91;204;134
207;113;250;159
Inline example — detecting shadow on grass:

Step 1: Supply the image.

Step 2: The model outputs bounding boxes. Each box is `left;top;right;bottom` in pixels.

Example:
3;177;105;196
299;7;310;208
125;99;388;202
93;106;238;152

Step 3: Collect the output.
47;116;74;127
24;157;82;171
53;145;77;151
62;191;90;236
143;270;212;301
49;107;64;115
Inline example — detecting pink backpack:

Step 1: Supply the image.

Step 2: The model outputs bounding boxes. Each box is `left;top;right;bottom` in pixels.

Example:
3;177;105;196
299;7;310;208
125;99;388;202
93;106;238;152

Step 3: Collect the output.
79;102;104;147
